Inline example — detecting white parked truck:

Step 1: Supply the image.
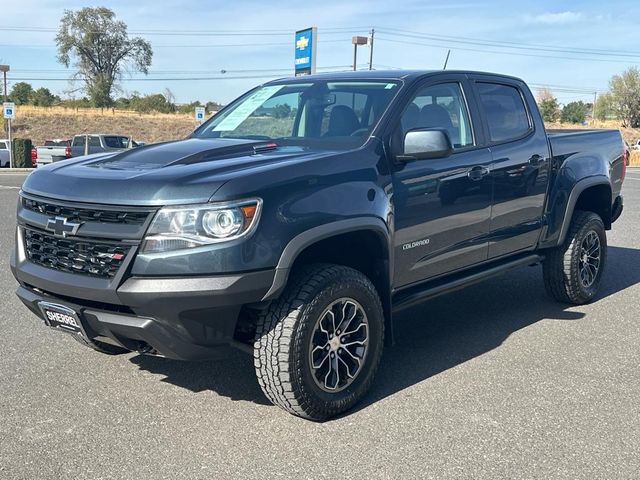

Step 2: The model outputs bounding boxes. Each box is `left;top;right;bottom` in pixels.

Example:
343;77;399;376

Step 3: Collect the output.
35;135;142;167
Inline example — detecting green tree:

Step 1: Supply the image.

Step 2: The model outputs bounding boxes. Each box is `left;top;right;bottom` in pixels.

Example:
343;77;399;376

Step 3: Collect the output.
561;101;589;124
595;93;616;121
30;87;57;107
177;100;203;115
609;67;640;127
10;82;34;105
56;7;152;108
206;101;223;112
129;93;175;113
272;103;292;119
536;88;560;123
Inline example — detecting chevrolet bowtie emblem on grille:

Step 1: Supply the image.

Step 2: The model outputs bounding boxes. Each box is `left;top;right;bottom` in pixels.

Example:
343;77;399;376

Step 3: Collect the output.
45;216;82;238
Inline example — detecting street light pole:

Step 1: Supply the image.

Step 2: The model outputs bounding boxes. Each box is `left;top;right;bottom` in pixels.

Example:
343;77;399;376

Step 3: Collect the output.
0;64;11;168
352;36;368;71
0;64;8;103
368;29;375;70
353;43;358;71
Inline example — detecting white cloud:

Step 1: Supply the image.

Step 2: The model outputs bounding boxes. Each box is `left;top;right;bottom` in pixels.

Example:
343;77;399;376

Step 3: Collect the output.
525;11;584;25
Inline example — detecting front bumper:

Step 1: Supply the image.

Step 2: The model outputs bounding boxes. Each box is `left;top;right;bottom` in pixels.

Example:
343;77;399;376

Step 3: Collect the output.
12;253;275;360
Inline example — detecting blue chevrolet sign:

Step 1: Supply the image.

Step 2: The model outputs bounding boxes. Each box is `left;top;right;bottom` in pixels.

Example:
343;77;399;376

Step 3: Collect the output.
295;27;316;76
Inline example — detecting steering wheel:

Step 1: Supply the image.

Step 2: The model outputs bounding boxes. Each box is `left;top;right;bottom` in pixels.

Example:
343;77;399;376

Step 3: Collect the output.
350;128;370;137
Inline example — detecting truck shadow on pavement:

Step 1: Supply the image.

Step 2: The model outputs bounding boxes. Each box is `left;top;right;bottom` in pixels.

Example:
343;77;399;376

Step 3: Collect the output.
128;245;640;413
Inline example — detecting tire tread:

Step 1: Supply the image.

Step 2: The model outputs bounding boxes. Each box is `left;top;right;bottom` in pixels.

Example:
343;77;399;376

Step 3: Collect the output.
253;263;383;420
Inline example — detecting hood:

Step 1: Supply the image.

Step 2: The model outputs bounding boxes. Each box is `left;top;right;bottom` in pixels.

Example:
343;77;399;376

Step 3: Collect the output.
22;138;334;206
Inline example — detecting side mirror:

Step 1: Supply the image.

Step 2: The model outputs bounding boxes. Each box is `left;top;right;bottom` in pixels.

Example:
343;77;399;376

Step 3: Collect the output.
399;128;453;161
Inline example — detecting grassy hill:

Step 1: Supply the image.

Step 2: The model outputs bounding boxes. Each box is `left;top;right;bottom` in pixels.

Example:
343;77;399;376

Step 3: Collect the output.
8;106;198;145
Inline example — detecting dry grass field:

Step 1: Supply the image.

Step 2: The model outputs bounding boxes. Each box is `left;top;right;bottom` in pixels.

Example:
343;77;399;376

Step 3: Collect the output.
547;120;640;166
546;119;640;143
9;106;200;145
5;107;640;166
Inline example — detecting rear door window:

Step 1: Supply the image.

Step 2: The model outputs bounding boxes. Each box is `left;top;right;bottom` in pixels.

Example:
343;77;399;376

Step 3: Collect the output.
103;136;129;148
477;83;531;143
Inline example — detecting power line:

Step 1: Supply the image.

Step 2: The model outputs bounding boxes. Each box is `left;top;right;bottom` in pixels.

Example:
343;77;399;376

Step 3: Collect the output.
8;65;363;82
0;39;351;49
375;36;640;65
370;64;607;93
0;25;369;37
376;27;640;59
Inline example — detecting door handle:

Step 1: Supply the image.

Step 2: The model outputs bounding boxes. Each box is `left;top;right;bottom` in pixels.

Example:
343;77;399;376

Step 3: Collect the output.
467;165;490;181
529;154;545;166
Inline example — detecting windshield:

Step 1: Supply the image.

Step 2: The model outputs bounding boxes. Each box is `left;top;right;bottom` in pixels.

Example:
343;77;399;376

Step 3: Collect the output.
44;140;71;147
193;80;401;149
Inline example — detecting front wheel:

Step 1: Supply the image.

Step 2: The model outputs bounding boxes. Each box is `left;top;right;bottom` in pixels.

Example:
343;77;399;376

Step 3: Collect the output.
543;210;607;304
254;264;384;421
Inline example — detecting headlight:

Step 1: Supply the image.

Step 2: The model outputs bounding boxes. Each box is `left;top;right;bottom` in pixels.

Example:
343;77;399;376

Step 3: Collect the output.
142;199;262;253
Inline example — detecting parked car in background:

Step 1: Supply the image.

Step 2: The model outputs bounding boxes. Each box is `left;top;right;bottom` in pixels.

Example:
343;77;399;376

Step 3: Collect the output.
36;135;142;167
35;139;73;167
0;139;9;167
624;141;631;166
70;134;140;157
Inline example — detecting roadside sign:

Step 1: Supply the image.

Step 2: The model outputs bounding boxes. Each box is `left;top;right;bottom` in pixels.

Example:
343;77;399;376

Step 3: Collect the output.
295;27;317;76
195;106;206;123
3;102;15;119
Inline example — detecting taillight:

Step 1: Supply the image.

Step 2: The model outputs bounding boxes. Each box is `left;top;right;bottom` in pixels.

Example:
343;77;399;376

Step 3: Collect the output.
64;146;72;158
31;147;37;163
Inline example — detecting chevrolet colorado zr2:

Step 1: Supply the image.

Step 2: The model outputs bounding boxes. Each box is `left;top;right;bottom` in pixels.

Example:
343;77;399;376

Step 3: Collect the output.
12;70;625;420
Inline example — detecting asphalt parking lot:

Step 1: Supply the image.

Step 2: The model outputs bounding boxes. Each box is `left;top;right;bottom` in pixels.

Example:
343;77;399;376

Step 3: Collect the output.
1;171;638;479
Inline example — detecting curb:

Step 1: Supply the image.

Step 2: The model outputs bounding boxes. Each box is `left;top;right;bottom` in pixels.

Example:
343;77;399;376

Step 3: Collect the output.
0;168;34;173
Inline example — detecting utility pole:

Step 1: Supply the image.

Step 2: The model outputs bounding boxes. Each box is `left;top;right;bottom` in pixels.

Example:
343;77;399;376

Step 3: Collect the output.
368;28;375;70
592;91;598;125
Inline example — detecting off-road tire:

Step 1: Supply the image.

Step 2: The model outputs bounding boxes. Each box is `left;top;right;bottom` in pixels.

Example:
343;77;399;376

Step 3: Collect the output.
254;264;384;421
72;334;128;355
543;210;607;304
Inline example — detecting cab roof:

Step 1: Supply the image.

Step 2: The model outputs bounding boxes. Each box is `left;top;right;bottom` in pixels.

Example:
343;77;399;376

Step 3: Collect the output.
268;69;526;84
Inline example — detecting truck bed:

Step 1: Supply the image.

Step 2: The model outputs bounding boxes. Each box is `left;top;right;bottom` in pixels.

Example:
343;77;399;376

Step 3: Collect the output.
546;128;625;199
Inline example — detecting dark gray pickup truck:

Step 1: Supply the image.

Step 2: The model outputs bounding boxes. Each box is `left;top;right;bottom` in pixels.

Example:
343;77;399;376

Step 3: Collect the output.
11;70;625;420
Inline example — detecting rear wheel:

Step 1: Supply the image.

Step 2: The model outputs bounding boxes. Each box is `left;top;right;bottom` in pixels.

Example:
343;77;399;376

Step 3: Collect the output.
543;210;607;304
253;264;384;421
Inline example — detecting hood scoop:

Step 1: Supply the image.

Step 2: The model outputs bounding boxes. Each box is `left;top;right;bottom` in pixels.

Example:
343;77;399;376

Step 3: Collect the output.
85;138;278;171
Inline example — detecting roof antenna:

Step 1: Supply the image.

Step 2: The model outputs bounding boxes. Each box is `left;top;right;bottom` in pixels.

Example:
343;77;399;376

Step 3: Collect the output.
443;50;451;70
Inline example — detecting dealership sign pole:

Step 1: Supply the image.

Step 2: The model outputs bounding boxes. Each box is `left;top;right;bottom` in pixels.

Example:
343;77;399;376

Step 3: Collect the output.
294;27;317;76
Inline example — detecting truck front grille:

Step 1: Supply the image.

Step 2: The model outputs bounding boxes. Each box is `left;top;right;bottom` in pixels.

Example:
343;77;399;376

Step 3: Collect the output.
22;197;150;225
24;229;130;279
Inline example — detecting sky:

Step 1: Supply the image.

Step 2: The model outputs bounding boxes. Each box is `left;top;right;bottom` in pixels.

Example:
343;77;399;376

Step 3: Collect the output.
1;0;640;105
